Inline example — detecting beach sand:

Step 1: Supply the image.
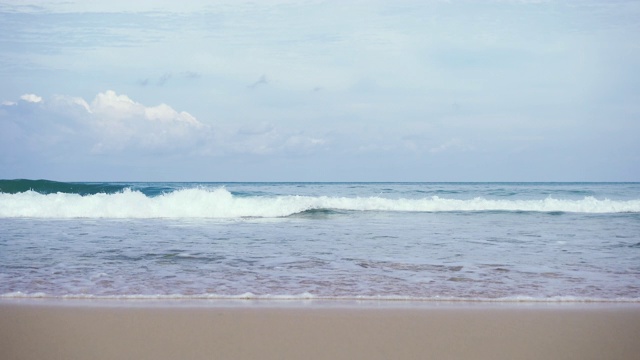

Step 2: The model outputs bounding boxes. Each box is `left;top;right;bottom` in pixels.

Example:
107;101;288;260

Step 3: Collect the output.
1;301;639;360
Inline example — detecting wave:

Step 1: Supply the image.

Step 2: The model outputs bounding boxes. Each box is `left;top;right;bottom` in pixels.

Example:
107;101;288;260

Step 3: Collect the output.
0;179;128;195
2;292;639;303
1;188;639;218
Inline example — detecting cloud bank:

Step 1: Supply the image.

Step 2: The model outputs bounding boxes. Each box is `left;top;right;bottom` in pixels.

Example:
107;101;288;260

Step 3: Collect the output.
0;90;332;179
2;91;205;154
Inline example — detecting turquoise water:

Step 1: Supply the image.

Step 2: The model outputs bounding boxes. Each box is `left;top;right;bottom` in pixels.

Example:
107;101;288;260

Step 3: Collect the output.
1;180;639;301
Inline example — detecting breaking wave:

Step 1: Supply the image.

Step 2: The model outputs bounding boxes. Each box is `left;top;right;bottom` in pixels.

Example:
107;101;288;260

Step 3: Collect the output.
1;187;639;218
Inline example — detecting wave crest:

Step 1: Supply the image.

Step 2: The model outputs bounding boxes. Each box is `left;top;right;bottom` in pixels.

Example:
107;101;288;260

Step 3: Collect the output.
1;187;639;218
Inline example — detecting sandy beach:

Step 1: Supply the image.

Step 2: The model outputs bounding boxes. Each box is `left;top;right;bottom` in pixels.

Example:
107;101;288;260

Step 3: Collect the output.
1;301;639;360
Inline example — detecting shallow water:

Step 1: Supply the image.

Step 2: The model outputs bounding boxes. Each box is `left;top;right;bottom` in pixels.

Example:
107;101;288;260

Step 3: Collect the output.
1;182;639;301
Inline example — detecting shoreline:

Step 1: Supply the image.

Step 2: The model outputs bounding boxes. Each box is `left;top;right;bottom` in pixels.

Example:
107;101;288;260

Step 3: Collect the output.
2;296;640;307
2;300;639;360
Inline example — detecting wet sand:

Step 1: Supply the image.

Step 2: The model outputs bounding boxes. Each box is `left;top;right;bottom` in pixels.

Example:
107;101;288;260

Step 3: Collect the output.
1;301;639;360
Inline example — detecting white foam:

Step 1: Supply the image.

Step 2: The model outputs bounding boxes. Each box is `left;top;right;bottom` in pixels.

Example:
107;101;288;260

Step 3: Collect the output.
1;188;639;218
2;291;639;303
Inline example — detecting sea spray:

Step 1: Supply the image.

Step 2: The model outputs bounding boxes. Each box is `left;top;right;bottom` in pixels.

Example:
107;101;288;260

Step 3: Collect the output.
1;187;639;218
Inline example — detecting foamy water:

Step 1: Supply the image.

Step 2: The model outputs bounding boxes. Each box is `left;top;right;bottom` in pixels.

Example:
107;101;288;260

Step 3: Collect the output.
2;188;640;218
1;181;639;301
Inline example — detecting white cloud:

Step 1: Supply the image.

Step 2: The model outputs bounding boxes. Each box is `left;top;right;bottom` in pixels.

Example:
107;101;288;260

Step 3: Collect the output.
429;138;475;154
144;104;201;127
1;90;208;155
84;91;205;153
20;94;42;103
284;135;325;150
89;90;201;127
91;90;139;119
51;95;91;113
1;90;331;159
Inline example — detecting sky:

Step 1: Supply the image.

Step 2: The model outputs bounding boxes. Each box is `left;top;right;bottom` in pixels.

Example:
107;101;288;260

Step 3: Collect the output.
1;0;639;182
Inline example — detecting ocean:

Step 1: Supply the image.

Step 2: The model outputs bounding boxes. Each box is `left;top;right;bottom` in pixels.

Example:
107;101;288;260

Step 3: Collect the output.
1;180;639;302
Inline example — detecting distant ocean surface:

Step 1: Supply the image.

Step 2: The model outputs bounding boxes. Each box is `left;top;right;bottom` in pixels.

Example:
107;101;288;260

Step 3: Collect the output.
1;180;639;302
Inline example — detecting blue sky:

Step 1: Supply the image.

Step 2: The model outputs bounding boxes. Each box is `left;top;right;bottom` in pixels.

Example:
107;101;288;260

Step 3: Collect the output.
1;0;639;181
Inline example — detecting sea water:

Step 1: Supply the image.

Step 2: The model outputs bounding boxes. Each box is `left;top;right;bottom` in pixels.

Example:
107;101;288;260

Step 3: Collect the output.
1;180;639;301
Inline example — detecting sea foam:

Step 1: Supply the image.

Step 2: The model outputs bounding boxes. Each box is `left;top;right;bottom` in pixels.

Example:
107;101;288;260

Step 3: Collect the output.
2;291;639;303
1;188;639;218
